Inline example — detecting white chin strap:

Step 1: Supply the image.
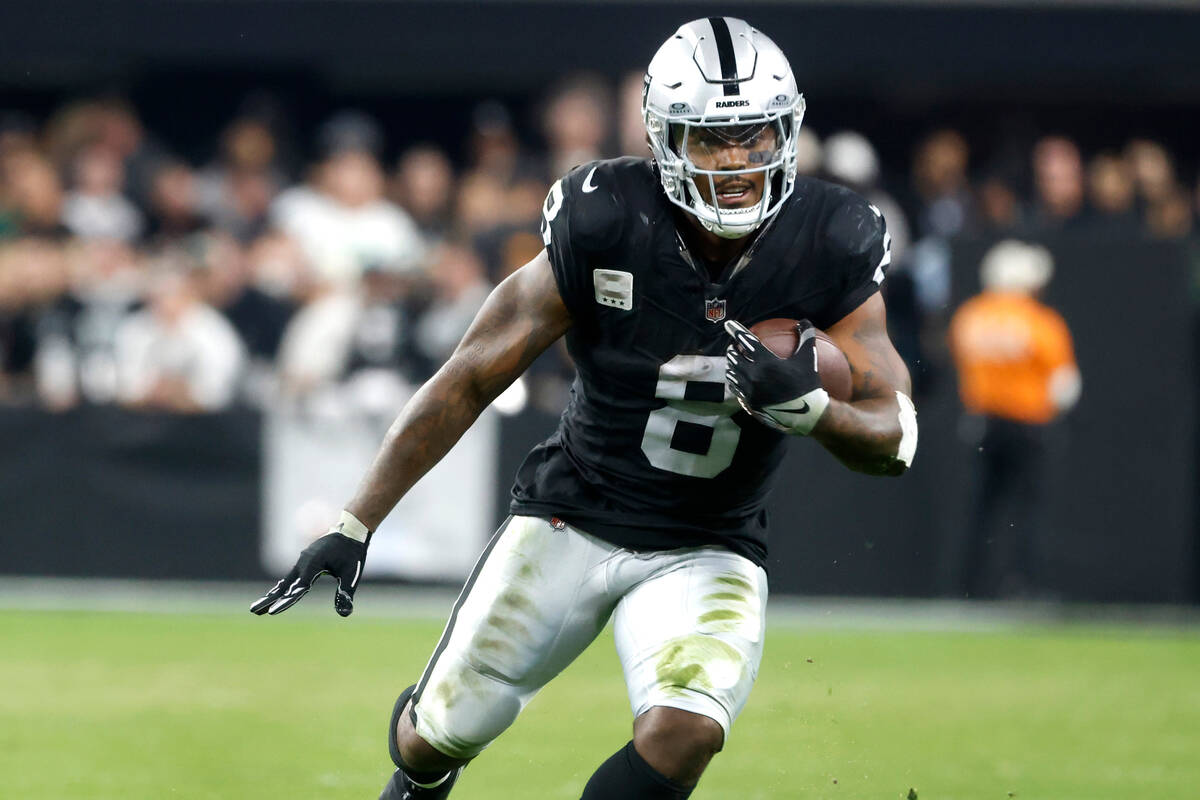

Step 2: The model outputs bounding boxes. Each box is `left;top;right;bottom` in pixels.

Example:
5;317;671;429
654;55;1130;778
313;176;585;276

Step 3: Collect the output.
700;212;761;239
685;179;771;239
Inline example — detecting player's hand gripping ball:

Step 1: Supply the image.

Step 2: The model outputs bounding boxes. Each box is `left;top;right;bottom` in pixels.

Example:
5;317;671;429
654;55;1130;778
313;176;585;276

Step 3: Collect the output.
724;318;849;435
748;318;853;401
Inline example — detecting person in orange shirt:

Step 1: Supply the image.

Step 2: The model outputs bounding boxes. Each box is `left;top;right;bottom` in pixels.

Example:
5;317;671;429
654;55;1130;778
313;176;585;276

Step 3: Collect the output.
949;240;1080;598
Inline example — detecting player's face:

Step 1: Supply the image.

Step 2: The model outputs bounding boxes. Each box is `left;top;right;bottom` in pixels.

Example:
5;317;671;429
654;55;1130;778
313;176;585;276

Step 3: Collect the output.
684;123;780;209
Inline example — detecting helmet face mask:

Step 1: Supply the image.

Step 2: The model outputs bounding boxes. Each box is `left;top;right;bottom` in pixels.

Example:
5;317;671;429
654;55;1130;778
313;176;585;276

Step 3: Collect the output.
643;17;804;239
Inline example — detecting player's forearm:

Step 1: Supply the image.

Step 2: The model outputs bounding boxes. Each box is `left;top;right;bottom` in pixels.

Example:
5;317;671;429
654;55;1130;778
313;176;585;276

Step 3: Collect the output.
344;361;492;531
811;394;917;476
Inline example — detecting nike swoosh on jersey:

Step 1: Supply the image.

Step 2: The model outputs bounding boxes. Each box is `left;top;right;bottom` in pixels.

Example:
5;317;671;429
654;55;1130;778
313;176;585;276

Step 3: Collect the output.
582;166;599;193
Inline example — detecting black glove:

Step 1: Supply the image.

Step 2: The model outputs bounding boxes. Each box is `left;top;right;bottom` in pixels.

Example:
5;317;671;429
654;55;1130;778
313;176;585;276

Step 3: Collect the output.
724;319;830;435
250;527;370;617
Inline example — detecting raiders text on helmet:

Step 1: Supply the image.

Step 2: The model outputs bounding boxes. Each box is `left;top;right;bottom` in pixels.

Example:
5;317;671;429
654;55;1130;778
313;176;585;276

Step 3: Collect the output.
643;17;804;239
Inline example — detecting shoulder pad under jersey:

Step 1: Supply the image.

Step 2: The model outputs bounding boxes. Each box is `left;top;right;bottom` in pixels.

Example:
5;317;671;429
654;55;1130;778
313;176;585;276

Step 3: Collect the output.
554;158;652;254
823;186;887;264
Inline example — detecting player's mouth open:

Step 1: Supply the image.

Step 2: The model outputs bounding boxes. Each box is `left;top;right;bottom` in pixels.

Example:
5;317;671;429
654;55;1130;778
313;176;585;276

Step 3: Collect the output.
716;182;754;205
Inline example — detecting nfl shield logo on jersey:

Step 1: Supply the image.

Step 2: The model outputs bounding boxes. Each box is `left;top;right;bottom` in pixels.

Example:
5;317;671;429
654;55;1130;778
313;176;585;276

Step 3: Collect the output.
705;297;727;323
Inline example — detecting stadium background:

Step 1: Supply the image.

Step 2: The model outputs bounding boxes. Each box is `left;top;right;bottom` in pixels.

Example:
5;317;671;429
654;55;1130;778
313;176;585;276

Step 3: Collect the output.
2;0;1196;602
3;3;1200;799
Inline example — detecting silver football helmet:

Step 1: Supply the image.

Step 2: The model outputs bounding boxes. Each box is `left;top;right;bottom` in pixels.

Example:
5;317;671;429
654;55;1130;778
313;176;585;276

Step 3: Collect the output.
643;17;804;239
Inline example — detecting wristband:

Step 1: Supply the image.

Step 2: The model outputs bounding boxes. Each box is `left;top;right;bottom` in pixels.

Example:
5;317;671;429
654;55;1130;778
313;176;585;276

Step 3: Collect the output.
895;391;918;467
333;510;371;544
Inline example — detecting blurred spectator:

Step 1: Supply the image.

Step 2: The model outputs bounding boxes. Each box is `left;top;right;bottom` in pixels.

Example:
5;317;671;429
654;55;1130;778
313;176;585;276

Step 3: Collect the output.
2;152;68;238
542;75;611;178
618;71;648;158
202;117;282;187
0;236;135;408
1085;152;1139;234
276;262;419;402
64;238;146;404
0;248;28;398
949;240;1080;599
190;230;297;362
906;130;971;335
1145;187;1194;239
0;115;39;238
392;144;457;247
21;240;75;409
113;260;246;412
221;168;277;243
911;129;972;238
197;117;284;243
245;229;314;304
146;160;207;243
62;143;144;242
467;170;547;282
504;178;547;229
95;100;165;203
1126;138;1177;206
275;286;358;396
317;110;383;162
1118;137;1195;239
455;171;510;238
413;242;492;368
0;238;71;403
1029;136;1086;231
793;127;823;177
1123;138;1193;238
977;173;1024;232
467;101;522;181
487;228;544;283
45;98;167;211
272;112;423;287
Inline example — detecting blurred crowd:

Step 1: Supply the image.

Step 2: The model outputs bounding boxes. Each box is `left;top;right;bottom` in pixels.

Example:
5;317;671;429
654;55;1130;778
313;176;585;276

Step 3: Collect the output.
2;73;1198;414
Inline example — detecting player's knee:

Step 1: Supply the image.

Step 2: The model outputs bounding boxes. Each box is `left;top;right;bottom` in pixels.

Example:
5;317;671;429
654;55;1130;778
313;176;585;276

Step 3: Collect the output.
394;710;444;771
633;706;724;785
391;693;469;775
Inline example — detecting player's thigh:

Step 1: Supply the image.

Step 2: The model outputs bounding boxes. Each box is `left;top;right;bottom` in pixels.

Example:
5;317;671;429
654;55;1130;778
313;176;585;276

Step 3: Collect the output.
413;515;616;759
613;547;768;741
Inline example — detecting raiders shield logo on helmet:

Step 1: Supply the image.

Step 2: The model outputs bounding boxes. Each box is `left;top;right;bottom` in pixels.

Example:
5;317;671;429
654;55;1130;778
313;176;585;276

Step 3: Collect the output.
705;297;727;323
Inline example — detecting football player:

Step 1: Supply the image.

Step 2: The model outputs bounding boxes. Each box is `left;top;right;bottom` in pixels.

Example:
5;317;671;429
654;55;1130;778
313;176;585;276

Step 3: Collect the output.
253;17;917;800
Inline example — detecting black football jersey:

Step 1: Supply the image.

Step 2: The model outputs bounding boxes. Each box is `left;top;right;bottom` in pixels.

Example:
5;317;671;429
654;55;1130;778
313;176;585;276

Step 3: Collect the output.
509;157;890;568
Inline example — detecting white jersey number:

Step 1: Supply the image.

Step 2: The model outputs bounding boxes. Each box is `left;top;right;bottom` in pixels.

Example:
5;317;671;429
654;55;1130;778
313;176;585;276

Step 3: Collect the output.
640;355;741;479
540;179;564;246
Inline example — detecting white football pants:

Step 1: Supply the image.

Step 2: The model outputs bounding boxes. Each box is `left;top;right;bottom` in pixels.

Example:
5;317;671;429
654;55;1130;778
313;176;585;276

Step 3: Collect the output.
411;515;768;760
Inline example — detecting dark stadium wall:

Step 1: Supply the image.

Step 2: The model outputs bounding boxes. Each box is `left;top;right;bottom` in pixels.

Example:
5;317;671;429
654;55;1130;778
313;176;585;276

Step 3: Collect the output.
0;408;263;580
6;2;1200;101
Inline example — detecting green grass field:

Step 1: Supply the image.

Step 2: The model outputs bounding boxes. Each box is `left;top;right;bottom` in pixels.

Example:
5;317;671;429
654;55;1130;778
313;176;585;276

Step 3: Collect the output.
2;607;1198;799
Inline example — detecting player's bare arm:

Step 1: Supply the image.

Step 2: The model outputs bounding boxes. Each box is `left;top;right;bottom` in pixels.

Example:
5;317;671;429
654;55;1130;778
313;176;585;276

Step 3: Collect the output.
251;251;570;617
813;292;915;476
346;251;571;530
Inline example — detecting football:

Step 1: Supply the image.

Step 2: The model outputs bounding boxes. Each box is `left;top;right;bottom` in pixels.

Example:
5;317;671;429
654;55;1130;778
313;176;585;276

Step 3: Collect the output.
749;318;854;402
